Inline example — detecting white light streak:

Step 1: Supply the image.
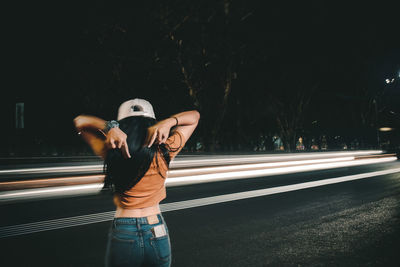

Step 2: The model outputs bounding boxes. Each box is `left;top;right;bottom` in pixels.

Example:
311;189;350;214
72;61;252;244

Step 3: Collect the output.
171;150;382;168
0;156;395;202
0;150;382;174
2;166;400;238
168;156;355;177
0;184;103;202
162;166;400;211
166;157;397;186
0;165;103;175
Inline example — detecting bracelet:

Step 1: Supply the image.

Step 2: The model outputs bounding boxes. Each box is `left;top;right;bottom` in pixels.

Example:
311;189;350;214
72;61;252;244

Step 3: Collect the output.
172;117;178;126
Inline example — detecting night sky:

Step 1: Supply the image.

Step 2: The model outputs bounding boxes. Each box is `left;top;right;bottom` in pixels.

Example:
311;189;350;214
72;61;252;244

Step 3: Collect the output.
3;1;400;155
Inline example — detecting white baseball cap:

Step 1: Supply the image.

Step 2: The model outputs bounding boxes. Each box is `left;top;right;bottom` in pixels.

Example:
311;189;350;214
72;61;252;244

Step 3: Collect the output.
117;98;156;120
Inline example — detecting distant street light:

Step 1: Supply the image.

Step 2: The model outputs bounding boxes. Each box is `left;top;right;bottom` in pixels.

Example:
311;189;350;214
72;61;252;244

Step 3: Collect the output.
385;78;395;84
379;127;394;132
376;72;398;147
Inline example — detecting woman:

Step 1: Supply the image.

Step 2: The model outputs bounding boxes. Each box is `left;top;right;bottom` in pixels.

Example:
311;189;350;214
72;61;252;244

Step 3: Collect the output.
74;98;200;267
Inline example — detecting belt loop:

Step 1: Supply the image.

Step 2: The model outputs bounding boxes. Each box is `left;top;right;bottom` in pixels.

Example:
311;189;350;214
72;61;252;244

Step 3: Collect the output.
136;217;141;230
113;218;117;229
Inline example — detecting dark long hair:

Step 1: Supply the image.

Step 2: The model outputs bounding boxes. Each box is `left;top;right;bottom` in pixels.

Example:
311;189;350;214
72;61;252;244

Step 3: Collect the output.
103;116;171;194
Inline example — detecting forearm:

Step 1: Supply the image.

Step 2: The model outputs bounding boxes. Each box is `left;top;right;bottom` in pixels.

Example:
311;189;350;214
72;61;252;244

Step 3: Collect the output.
73;115;106;133
144;110;200;147
167;110;200;127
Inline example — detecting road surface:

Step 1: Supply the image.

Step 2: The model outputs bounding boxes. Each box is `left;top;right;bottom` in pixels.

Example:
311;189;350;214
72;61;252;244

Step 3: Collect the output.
1;153;399;266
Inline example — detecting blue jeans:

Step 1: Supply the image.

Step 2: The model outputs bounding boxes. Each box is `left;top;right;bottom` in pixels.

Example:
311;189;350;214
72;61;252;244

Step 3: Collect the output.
105;214;171;267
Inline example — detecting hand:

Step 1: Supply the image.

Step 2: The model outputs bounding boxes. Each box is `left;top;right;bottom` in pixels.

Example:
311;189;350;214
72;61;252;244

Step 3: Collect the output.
106;128;131;158
144;118;175;147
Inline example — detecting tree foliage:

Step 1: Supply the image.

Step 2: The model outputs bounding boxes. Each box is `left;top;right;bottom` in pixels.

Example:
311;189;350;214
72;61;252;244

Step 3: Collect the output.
4;1;399;156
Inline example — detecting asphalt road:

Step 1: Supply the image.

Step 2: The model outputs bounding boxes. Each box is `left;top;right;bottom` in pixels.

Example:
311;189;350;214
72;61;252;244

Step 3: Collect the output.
1;161;400;266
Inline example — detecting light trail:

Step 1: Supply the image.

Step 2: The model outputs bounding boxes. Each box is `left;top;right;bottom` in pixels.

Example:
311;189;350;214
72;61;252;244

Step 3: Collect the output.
0;150;383;175
0;175;104;191
163;166;400;212
170;150;383;168
168;156;355;177
0;156;354;190
0;156;396;203
1;184;102;201
0;165;103;175
166;157;397;186
1;165;400;238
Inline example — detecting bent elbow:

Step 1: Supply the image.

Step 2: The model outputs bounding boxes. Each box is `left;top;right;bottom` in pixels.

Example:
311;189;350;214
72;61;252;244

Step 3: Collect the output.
194;110;200;122
73;115;84;130
73;116;80;124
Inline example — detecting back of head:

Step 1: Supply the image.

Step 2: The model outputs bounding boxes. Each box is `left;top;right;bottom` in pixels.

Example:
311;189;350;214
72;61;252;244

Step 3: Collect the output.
118;98;156;121
103;116;170;194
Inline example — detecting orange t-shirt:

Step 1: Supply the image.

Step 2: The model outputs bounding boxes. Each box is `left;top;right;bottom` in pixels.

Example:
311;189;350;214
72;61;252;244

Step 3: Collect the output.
114;131;186;209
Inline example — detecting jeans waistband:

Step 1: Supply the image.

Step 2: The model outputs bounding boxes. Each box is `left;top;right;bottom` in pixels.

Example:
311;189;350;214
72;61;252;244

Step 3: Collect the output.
113;214;163;225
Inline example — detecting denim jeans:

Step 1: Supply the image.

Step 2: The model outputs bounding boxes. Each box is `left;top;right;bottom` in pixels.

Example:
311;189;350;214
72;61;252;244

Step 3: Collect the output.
105;214;171;267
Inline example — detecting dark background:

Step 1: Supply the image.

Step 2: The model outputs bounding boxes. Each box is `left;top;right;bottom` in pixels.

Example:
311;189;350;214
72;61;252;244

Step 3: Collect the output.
2;0;400;156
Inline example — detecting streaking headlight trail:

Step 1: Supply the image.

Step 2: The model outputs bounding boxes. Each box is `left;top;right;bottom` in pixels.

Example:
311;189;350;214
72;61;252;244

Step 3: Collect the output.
0;152;396;203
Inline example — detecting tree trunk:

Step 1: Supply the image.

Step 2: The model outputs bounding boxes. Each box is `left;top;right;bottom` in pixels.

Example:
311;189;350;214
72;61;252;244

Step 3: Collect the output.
209;67;233;151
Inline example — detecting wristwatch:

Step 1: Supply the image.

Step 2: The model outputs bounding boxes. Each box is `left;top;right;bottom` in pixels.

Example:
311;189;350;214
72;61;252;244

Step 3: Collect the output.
104;120;119;133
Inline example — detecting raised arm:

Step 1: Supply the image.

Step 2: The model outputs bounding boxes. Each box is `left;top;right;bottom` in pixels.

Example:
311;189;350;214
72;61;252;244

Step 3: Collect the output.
145;110;200;147
73;115;108;134
73;115;131;159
